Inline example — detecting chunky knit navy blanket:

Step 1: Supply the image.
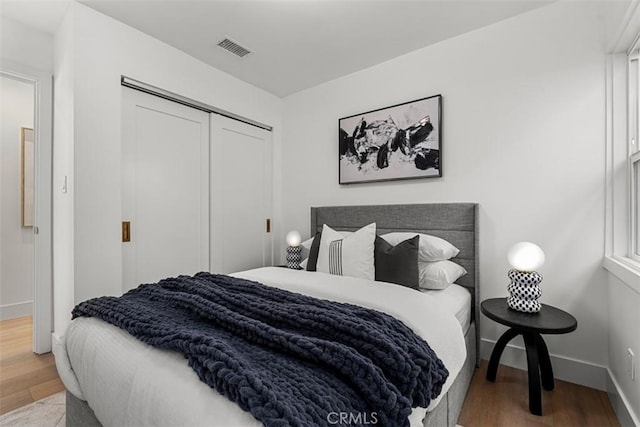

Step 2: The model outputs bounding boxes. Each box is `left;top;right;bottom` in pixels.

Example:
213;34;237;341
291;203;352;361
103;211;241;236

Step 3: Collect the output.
72;272;448;427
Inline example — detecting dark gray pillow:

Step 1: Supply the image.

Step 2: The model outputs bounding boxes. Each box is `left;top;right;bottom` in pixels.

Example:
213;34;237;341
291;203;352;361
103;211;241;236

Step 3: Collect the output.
306;232;322;271
374;235;420;289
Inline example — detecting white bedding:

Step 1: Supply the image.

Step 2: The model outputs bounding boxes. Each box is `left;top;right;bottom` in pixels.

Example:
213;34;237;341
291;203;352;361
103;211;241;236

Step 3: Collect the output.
421;284;472;333
56;267;466;427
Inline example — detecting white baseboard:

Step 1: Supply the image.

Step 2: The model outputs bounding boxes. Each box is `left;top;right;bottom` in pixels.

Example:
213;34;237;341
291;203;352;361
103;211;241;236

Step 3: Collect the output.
480;338;608;391
0;300;33;320
607;368;640;427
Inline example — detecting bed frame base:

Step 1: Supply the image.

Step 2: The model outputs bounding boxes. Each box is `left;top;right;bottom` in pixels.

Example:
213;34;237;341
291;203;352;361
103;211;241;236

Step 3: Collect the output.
66;390;100;426
422;323;476;427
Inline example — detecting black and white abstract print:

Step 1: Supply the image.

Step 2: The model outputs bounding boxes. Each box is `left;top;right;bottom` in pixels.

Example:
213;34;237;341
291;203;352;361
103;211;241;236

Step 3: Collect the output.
339;94;442;184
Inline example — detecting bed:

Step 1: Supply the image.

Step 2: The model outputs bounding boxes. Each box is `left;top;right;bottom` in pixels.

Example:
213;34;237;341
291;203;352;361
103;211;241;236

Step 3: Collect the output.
56;203;479;427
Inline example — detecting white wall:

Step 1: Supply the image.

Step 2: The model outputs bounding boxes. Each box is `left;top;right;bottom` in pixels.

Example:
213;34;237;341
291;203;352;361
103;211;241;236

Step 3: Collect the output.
0;76;34;320
52;8;75;338
608;274;640;424
52;3;283;334
0;16;53;72
282;2;610;389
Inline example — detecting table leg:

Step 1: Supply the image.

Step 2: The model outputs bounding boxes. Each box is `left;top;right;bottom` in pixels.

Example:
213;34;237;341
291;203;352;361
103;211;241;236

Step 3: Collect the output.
487;328;519;382
523;333;542;415
535;333;554;391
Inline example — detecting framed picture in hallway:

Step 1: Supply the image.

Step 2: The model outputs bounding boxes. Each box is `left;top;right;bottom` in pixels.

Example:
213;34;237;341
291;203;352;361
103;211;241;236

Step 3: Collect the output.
21;127;34;227
339;94;442;184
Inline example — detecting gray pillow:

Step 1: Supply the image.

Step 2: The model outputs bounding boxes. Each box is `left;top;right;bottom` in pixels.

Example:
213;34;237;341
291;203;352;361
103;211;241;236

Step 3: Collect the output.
374;235;420;289
306;232;322;271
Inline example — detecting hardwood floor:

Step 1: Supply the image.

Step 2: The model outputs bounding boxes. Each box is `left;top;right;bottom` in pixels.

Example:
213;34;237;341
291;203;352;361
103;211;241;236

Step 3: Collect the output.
0;316;64;415
458;360;620;427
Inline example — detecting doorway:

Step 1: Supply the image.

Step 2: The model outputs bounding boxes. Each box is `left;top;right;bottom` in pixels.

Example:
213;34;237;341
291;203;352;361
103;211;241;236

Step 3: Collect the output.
0;64;53;354
0;76;35;323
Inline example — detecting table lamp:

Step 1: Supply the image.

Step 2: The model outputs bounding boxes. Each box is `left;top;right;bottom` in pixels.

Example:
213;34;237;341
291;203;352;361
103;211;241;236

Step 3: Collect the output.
506;242;545;313
286;230;302;269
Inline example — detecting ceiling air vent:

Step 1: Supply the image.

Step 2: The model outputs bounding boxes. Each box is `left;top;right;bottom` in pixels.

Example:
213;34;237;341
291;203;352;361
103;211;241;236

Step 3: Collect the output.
217;37;252;58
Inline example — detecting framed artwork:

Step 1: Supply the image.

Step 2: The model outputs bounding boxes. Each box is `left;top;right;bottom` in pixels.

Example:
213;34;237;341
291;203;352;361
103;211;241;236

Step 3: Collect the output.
21;127;34;227
339;94;442;184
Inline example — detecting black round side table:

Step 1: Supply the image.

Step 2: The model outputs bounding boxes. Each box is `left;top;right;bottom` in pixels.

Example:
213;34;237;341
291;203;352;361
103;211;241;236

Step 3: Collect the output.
481;298;577;416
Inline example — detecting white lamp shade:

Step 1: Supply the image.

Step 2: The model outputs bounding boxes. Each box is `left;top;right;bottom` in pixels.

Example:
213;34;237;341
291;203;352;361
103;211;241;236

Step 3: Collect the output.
507;242;545;272
286;230;302;247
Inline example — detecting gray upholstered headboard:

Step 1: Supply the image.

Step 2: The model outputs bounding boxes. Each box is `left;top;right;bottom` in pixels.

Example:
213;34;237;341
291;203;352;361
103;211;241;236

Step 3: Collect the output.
310;203;479;360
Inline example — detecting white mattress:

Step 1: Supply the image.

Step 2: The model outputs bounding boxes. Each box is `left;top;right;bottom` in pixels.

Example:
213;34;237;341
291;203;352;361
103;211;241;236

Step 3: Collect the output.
55;267;467;427
421;284;472;333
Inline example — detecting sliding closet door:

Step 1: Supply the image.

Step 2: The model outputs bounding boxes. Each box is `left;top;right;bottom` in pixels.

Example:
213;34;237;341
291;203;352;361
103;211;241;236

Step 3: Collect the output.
121;88;209;292
210;115;273;273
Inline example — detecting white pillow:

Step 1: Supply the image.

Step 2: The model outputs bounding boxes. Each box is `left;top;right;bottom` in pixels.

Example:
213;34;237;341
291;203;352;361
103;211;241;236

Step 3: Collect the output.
316;223;375;280
301;236;315;250
300;237;315;260
419;260;467;290
300;231;354;265
301;231;353;249
381;232;459;261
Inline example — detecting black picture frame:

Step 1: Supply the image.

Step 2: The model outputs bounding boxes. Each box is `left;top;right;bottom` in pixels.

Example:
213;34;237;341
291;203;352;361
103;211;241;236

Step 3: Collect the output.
339;94;442;184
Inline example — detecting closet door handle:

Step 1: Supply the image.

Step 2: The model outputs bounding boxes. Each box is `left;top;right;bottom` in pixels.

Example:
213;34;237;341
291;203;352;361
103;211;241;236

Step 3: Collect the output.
122;221;131;242
266;218;271;233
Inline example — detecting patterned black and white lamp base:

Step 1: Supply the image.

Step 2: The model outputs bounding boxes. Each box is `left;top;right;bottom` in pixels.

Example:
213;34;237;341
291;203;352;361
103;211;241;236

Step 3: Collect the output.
286;246;302;269
507;269;543;313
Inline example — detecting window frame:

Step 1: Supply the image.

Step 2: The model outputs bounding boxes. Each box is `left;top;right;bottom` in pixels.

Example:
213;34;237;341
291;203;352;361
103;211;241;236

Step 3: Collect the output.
604;3;640;292
631;151;640;261
629;48;640;262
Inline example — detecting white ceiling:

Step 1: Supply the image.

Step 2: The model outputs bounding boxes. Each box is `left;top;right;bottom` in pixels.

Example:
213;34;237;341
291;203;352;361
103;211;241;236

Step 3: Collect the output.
79;0;553;96
1;0;553;97
0;0;70;34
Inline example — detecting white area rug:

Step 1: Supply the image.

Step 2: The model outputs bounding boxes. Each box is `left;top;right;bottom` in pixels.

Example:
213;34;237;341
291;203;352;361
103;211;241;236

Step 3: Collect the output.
0;391;65;426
